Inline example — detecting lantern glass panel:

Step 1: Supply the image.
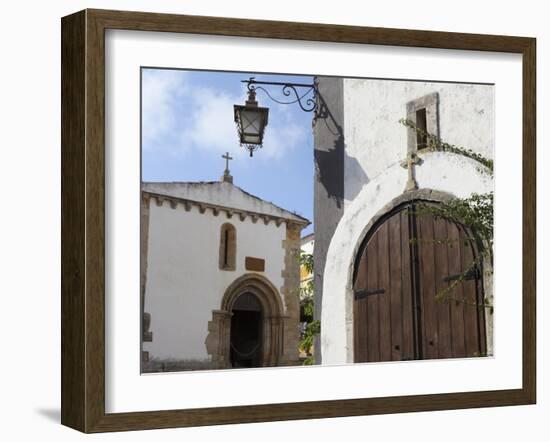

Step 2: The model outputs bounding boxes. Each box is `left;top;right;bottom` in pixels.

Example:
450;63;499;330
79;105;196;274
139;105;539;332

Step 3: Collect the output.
234;103;268;146
240;109;262;135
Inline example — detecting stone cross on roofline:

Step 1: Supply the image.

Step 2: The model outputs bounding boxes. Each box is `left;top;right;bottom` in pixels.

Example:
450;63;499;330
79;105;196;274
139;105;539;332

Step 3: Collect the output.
221;152;234;184
400;150;423;192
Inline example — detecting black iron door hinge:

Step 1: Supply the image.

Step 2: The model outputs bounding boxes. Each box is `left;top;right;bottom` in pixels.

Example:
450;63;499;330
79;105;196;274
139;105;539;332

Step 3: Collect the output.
354;288;385;300
443;266;480;282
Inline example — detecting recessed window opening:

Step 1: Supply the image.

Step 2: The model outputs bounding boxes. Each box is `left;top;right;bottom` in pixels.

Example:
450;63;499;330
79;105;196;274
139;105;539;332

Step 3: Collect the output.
219;223;236;271
416;108;428;150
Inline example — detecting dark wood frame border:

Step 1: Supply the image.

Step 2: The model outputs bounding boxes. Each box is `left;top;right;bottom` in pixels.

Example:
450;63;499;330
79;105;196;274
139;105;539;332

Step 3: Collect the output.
61;8;536;433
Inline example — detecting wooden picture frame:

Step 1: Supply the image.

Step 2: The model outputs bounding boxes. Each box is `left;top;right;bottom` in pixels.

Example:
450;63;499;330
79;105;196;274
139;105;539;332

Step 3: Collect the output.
61;8;536;433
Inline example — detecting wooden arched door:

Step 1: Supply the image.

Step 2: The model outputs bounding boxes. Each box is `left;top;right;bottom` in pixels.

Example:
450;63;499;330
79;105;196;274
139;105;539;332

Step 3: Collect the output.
353;202;487;363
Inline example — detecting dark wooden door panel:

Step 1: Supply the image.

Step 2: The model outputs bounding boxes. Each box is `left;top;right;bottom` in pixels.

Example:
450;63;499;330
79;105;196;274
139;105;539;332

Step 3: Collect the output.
377;221;392;362
353;202;486;363
389;212;404;361
417;213;438;360
458;225;487;357
446;221;467;357
400;209;415;360
353;210;414;363
353;243;369;362
366;232;380;362
433;216;453;359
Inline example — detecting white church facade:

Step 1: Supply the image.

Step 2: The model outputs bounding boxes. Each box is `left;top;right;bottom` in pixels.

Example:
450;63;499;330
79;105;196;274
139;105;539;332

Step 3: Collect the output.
313;77;494;365
141;166;309;372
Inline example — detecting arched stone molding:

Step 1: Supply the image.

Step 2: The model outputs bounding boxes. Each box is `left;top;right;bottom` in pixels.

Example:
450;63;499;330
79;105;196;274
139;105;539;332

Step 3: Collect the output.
321;152;493;365
205;273;297;369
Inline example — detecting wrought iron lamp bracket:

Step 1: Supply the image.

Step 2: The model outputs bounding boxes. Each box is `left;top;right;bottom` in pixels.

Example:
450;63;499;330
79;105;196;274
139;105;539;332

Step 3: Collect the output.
242;77;319;115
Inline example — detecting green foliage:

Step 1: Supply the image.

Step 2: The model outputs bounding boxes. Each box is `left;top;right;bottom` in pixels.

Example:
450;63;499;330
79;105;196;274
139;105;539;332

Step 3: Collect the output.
417;192;493;248
399;118;494;174
299;252;314;300
300;251;314;274
299;320;320;365
400;119;494;313
301;295;314;322
298;251;319;365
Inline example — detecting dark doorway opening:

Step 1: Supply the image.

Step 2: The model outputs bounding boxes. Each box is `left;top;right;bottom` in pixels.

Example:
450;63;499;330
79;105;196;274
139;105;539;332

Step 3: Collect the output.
230;293;263;368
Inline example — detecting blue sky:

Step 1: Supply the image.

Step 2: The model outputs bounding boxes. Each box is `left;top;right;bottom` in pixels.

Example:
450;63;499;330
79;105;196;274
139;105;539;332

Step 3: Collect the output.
141;68;314;235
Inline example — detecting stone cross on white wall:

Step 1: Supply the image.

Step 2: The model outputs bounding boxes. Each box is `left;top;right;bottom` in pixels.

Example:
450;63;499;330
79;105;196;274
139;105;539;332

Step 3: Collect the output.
400;151;423;192
399;92;438;193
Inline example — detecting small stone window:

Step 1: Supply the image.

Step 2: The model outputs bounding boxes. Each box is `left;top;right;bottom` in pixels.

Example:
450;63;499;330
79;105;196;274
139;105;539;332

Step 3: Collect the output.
219;223;237;271
415;108;428;150
406;92;439;153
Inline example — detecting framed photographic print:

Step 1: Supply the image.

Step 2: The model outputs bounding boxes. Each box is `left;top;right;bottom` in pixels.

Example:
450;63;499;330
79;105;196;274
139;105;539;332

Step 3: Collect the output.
61;9;536;433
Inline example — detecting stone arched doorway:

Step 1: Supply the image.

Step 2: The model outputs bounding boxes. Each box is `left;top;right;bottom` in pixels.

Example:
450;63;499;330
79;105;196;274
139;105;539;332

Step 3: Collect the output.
352;200;487;363
205;274;287;369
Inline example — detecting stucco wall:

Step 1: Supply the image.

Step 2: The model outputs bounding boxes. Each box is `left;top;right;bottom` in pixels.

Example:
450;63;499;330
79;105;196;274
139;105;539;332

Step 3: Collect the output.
313;76;346;363
300;236;314;256
320;79;495;364
143;200;287;362
342;79;494;205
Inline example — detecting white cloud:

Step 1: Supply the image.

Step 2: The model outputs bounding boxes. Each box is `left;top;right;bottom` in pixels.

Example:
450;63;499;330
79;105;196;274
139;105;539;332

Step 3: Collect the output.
182;86;241;156
142;69;188;150
142;70;310;162
261;107;310;160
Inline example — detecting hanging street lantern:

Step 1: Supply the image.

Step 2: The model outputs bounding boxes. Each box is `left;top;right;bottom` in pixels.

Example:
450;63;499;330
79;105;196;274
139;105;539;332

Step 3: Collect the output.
234;77;319;157
233;89;269;157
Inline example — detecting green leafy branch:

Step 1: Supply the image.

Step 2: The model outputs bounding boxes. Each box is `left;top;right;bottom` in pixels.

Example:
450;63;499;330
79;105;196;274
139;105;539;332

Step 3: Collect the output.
299;320;320;365
400;119;494;313
415;192;494;249
432;254;493;313
297;251;319;365
399;118;493;175
299;251;314;299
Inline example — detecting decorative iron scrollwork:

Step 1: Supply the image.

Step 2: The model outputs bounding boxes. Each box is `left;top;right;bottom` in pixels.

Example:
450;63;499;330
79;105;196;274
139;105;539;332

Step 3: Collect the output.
243;77;318;115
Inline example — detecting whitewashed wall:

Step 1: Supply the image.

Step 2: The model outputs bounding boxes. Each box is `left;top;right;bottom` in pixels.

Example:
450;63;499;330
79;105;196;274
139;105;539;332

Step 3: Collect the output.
321;79;495;363
143;201;287;362
301;236;314;256
342;79;494;204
